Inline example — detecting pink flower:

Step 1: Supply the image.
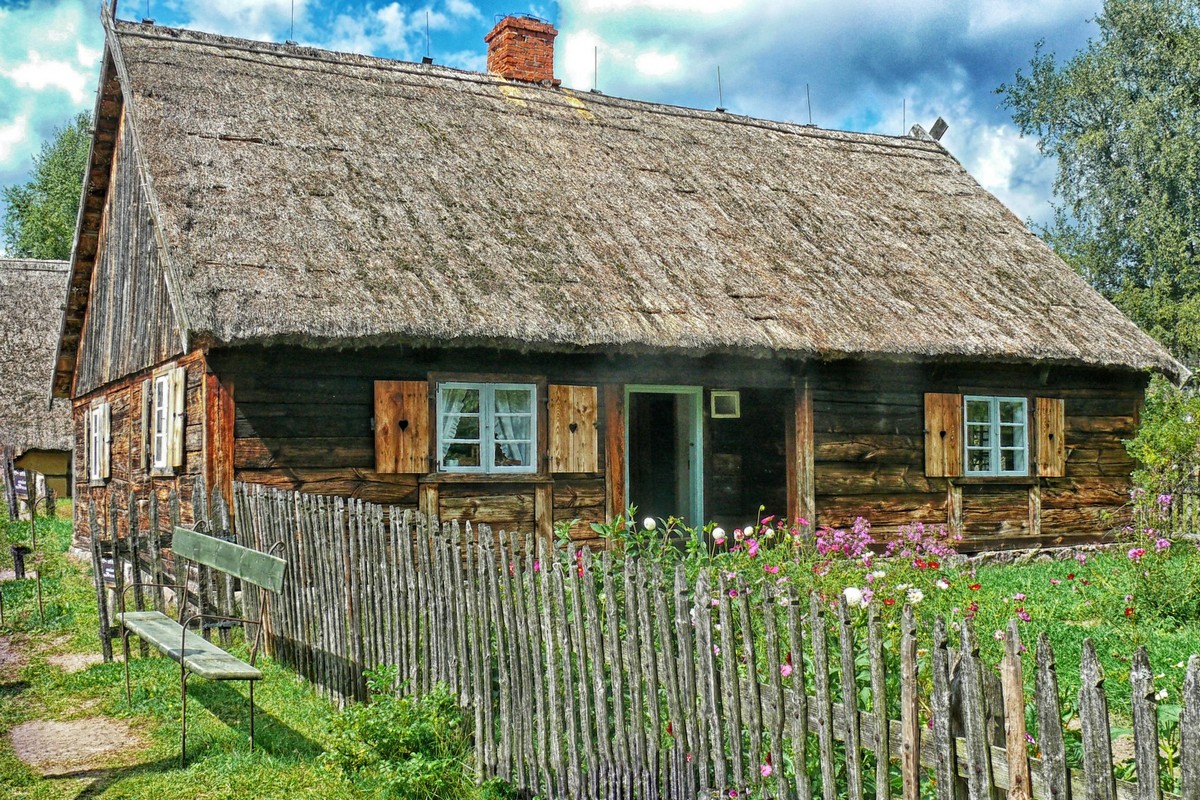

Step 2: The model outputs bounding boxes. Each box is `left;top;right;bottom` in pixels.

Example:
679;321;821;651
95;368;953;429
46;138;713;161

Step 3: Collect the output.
1049;579;1061;585
993;630;1006;641
533;559;541;573
1013;593;1025;601
780;663;793;678
747;539;760;558
1156;538;1171;552
1017;607;1031;622
764;564;780;574
760;763;773;778
1128;547;1146;562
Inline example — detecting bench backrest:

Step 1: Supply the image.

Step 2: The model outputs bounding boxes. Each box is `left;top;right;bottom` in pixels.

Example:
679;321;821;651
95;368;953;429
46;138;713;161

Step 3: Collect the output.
173;526;286;593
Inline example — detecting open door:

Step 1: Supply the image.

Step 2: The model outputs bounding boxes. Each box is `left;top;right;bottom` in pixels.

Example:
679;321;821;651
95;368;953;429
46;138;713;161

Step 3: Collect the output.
625;386;703;526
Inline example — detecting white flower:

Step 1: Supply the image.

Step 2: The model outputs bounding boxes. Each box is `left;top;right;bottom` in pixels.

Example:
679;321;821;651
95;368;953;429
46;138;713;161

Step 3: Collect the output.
643;517;657;531
1156;689;1169;702
897;583;911;592
843;587;865;608
712;527;726;544
734;528;746;542
907;588;925;605
871;570;887;580
935;579;950;590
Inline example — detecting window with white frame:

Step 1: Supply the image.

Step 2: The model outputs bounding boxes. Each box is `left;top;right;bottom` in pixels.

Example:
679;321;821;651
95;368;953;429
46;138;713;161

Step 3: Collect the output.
964;396;1028;476
151;372;172;469
437;382;537;474
88;403;109;482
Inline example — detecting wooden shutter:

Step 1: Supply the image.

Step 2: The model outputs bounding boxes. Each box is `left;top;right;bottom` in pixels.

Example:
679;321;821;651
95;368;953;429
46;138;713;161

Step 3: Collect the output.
1036;397;1066;477
100;402;112;480
375;380;430;474
549;385;599;473
168;366;186;468
140;378;152;472
82;405;91;480
924;392;962;477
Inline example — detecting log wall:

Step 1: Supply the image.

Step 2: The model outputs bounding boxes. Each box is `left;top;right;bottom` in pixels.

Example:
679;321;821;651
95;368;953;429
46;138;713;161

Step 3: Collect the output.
74;114;182;396
207;346;1145;552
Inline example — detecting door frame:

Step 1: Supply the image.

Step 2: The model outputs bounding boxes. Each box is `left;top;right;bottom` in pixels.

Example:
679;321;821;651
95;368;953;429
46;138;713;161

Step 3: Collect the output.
623;385;705;526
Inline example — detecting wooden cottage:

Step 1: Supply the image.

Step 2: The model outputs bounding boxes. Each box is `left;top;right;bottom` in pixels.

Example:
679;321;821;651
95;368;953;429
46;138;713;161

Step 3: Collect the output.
0;259;73;505
56;12;1184;552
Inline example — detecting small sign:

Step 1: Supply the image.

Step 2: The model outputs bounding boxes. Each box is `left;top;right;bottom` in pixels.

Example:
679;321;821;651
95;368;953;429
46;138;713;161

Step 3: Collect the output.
12;470;27;498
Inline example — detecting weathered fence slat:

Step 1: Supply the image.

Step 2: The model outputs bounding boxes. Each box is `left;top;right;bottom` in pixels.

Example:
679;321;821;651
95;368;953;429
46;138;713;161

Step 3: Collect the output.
1079;639;1116;800
810;592;837;800
1128;647;1161;800
1001;621;1031;800
1034;633;1068;800
900;604;920;800
1182;655;1200;800
960;622;994;800
787;599;812;800
719;574;746;792
867;605;891;800
840;600;865;800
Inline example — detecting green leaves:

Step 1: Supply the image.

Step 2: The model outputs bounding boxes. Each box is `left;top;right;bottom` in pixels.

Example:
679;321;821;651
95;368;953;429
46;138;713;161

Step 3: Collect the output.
999;0;1200;358
1;112;91;260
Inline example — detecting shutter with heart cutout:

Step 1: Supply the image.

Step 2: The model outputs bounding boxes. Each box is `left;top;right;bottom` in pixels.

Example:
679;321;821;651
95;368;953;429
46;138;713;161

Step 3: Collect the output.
375;380;431;474
549;384;598;473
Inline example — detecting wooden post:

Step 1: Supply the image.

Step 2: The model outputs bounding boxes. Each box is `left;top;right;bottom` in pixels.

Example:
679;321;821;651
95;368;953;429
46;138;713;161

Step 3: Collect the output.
1079;639;1116;800
1035;634;1069;800
2;445;18;521
88;500;113;663
787;378;815;529
534;483;553;548
1182;655;1200;800
948;484;963;540
1001;621;1031;800
900;605;920;800
1128;648;1162;800
1028;485;1041;539
603;384;625;524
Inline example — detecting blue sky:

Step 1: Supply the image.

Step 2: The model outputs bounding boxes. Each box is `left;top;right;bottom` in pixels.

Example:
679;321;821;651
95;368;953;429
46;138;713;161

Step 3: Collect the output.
0;0;1104;247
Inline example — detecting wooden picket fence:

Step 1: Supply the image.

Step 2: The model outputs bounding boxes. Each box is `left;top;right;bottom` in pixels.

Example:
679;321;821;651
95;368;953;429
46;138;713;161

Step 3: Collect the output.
222;482;1200;800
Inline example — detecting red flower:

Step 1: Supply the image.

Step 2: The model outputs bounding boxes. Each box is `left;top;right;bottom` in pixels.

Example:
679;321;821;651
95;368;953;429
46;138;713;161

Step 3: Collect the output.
1067;574;1075;581
884;598;896;606
929;560;940;569
667;722;674;736
914;559;927;569
1125;607;1135;617
970;583;982;591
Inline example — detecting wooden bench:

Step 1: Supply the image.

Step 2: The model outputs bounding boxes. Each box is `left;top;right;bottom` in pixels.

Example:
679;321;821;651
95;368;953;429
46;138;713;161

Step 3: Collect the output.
117;525;286;765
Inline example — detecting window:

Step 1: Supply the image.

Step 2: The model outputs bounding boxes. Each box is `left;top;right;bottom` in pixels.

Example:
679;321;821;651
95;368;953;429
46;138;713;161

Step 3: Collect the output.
87;402;110;482
437;382;536;474
152;372;172;469
964;396;1028;476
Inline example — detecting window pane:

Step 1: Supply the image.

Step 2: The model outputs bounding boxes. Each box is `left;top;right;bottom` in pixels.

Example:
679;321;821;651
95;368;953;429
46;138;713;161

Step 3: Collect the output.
999;426;1021;448
966;400;992;423
494;440;531;468
999;400;1025;424
441;386;480;414
442;442;481;467
1000;449;1016;472
494;388;532;414
967;449;991;472
443;414;480;440
493;414;531;442
966;424;991;448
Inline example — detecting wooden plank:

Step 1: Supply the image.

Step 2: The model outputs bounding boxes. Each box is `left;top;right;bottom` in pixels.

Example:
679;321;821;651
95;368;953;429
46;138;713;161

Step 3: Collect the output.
1079;640;1116;800
1036;398;1066;478
171;526;285;591
1128;648;1161;800
1034;634;1069;800
719;574;746;791
763;587;786;799
932;618;959;800
960;621;994;800
788;600;812;800
791;378;816;528
1002;621;1032;800
901;605;920;800
810;592;837;800
374;380;430;474
552;560;583;795
840;601;865;800
925;393;963;477
741;580;764;784
534;483;553;548
694;570;723;789
603;384;625;522
1182;655;1199;800
549;385;599;473
88;501;113;662
867;606;891;800
1028;485;1042;540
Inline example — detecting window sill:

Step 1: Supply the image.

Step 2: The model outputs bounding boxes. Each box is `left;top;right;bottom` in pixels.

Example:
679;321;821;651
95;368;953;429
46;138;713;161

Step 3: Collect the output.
951;476;1038;486
420;473;551;485
87;480;108;489
149;468;178;479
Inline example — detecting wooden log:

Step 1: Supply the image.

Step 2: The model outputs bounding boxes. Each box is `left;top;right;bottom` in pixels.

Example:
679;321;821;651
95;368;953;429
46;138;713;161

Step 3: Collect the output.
810;593;837;800
1078;639;1116;800
1182;655;1199;800
719;574;746;792
1001;621;1031;800
867;606;891;800
900;605;920;800
1128;648;1161;800
1034;634;1069;800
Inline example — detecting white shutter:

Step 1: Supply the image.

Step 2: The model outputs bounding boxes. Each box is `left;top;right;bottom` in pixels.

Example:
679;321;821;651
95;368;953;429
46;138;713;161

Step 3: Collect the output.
140;378;152;472
82;405;92;480
169;366;186;468
100;402;111;480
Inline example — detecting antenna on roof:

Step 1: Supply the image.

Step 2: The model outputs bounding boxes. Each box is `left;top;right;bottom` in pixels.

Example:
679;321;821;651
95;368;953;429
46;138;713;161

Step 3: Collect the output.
593;46;598;92
716;66;726;112
806;83;813;125
290;0;295;41
422;11;434;63
902;98;906;134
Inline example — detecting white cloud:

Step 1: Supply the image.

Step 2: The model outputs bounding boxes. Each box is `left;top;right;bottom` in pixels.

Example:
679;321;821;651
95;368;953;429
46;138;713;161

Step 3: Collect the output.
0;114;30;165
635;51;680;78
573;0;745;12
171;0;306;42
445;0;481;19
2;52;90;104
76;41;102;67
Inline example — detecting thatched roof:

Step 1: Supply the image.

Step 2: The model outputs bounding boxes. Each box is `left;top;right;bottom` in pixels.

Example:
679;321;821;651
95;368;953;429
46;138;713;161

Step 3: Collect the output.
85;20;1183;380
0;260;72;454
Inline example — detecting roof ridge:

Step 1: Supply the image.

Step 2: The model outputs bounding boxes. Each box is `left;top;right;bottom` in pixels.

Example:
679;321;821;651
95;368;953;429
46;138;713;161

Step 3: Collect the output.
112;19;946;157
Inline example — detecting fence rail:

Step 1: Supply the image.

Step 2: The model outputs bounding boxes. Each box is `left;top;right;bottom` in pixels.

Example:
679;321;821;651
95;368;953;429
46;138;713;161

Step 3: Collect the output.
221;482;1200;800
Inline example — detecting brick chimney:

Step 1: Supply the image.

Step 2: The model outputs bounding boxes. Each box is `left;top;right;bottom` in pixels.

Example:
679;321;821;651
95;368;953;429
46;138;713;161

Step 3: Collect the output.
484;15;560;86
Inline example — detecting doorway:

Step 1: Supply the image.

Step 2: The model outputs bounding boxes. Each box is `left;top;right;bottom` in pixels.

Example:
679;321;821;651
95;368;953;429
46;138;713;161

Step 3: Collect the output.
625;386;703;526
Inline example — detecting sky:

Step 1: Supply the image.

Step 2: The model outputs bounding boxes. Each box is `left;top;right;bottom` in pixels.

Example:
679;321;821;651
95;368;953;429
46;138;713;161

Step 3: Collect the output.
0;0;1105;243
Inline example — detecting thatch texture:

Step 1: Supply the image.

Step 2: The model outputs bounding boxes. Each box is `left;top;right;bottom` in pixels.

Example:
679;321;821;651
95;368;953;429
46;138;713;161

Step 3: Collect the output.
0;260;72;453
109;22;1181;379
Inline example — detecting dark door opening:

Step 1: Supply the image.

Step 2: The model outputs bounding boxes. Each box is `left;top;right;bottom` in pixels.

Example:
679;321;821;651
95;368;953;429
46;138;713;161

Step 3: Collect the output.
626;388;701;526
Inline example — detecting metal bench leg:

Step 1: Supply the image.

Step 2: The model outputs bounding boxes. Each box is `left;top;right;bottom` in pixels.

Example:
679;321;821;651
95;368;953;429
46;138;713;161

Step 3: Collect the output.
122;630;132;705
180;669;190;768
249;680;255;751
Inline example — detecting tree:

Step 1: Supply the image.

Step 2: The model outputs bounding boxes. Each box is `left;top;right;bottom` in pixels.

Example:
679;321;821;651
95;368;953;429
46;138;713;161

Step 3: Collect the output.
1;112;91;261
999;0;1200;360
